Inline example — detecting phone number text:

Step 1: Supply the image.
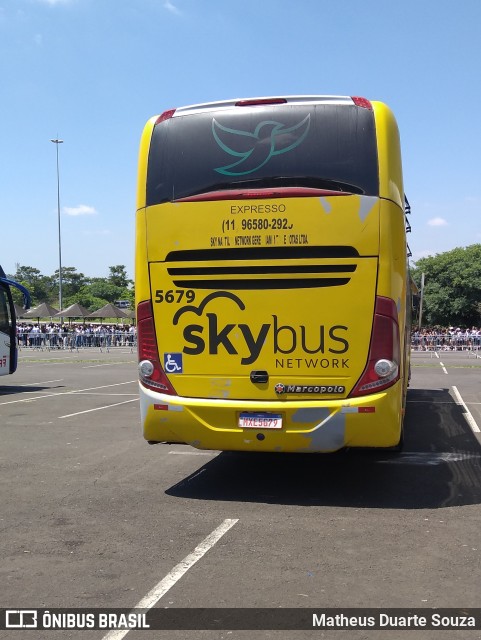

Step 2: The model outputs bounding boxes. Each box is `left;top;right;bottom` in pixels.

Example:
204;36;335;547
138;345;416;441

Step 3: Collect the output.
222;218;293;232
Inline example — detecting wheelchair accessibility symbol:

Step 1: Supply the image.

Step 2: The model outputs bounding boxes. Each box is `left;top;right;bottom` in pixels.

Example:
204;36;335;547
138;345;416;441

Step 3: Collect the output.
164;353;183;374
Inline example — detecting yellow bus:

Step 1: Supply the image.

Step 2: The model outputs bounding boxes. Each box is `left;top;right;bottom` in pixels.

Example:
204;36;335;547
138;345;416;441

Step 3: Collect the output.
135;95;411;453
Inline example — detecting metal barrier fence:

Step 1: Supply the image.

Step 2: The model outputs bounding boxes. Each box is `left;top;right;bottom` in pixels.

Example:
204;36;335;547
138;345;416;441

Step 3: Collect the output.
17;329;481;354
411;333;481;352
17;330;136;352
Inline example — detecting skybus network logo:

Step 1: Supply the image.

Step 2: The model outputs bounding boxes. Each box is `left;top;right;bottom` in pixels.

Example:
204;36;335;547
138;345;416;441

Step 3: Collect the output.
172;291;349;367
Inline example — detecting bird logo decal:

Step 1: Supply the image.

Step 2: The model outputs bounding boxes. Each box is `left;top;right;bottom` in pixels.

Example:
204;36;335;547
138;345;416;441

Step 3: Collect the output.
212;114;311;176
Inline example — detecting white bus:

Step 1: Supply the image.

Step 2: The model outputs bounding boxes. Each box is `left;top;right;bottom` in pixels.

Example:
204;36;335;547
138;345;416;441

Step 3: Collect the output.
0;266;31;376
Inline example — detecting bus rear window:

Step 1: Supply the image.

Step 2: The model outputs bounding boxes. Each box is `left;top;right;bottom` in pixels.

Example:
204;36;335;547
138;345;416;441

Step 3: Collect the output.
146;104;379;205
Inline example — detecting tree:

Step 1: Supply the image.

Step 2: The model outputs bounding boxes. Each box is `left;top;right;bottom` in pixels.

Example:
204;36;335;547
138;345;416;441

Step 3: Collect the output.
108;265;131;289
8;263;135;312
107;265;134;307
79;279;123;304
69;291;109;312
52;267;87;301
11;265;55;306
411;244;481;327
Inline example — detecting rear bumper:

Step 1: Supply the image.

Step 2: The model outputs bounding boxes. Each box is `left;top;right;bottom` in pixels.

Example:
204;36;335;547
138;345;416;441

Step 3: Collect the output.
139;380;404;453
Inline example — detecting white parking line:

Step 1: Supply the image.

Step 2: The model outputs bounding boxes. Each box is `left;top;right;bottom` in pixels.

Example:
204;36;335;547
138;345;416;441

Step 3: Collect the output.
168;451;216;456
18;379;64;385
0;381;137;406
0;379;65;394
101;518;239;640
59;399;138;419
452;386;480;433
82;363;125;368
71;393;138;396
439;361;448;374
377;451;481;465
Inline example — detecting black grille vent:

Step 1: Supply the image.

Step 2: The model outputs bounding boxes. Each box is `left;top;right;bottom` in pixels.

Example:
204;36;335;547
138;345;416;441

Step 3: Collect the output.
164;246;359;290
166;246;359;262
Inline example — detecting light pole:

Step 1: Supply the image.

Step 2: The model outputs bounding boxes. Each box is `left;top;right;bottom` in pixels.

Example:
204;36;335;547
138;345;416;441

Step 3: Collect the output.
50;138;63;317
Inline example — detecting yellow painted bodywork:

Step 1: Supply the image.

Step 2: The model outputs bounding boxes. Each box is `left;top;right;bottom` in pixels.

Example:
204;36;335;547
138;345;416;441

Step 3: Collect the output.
140;382;404;452
135;99;408;452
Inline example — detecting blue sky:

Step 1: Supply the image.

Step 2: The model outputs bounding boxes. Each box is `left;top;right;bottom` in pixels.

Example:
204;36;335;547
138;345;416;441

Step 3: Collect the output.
1;0;481;280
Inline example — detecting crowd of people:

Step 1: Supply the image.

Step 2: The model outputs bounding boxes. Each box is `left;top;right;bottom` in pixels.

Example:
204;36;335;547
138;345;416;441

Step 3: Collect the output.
17;321;480;353
411;326;481;351
17;322;137;350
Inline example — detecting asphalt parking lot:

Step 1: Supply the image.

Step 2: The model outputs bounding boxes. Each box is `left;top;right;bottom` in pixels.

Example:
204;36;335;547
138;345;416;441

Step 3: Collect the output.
1;346;481;639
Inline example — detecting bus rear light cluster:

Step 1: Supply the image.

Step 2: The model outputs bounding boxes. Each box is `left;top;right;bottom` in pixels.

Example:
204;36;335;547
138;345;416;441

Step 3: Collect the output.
137;300;176;394
351;296;400;397
155;109;176;125
351;96;373;110
235;98;287;107
374;358;398;378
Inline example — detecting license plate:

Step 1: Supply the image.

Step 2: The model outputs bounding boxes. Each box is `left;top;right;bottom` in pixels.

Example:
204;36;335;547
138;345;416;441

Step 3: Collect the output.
239;412;283;429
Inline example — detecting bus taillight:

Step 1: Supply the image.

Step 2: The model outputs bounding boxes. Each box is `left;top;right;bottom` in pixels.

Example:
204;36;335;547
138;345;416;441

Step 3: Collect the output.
351;96;372;110
351;297;400;397
235;98;287;106
155;109;176;125
137;300;176;394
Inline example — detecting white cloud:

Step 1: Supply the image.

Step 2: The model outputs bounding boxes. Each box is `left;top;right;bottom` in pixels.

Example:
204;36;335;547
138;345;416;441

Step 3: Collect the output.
427;217;448;227
164;1;181;15
63;204;97;216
